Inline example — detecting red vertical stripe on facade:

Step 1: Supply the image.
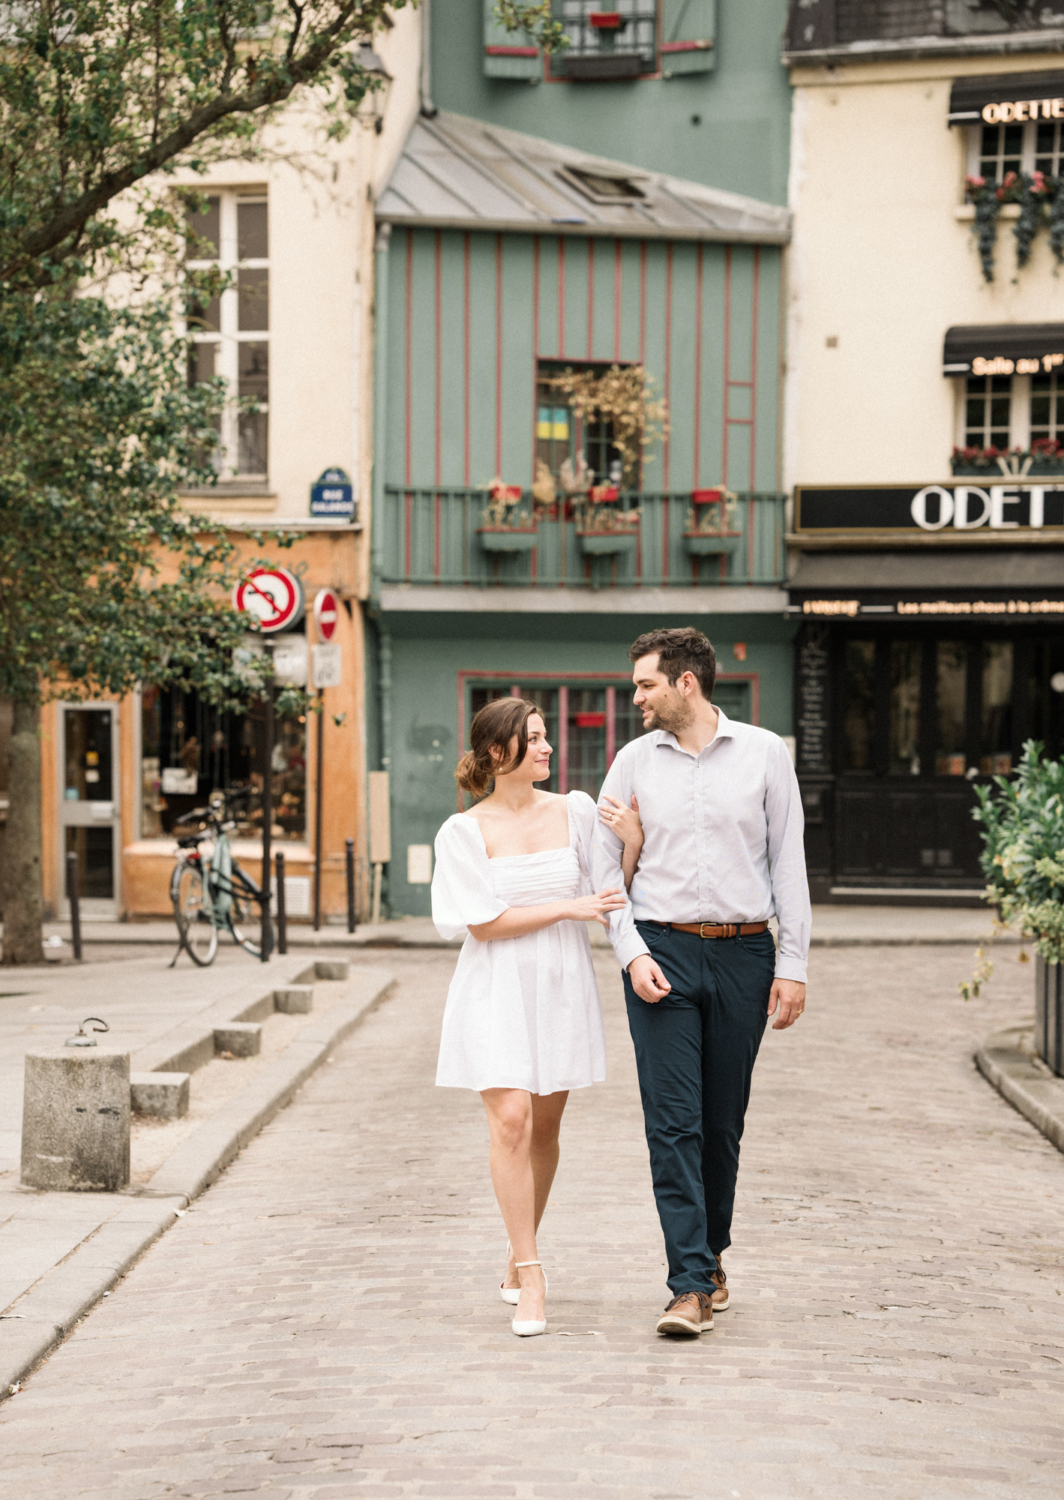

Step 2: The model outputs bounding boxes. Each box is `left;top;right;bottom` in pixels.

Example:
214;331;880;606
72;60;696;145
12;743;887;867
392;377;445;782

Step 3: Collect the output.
613;240;622;362
663;243;672;491
586;239;595;359
557;685;569;794
557;238;566;358
433;231;442;580
748;248;761;575
693;244;703;488
638;242;646;366
404;230;413;578
495;234;504;478
532;235;541;584
605;686;616;767
463;233;471;487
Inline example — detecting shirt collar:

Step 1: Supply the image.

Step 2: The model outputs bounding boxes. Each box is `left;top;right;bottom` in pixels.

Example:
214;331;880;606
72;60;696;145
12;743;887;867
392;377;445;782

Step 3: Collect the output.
654;706;736;755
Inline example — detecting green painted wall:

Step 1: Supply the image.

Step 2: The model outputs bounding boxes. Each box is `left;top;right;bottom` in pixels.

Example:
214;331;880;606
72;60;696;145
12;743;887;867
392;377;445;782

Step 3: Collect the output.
431;0;793;206
382;609;795;916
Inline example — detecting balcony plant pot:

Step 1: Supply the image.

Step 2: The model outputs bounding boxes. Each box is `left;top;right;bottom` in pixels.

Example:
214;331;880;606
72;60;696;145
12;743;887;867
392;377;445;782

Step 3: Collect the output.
577;529;638;557
683;529;743;557
477;527;539;554
1035;954;1064;1077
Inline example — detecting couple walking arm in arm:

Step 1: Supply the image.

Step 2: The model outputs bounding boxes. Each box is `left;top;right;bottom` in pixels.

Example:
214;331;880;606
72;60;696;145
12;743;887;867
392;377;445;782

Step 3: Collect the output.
432;627;811;1340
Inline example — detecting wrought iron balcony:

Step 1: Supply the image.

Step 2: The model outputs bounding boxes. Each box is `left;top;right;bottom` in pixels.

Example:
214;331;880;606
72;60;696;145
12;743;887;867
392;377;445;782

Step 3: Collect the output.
377;487;787;590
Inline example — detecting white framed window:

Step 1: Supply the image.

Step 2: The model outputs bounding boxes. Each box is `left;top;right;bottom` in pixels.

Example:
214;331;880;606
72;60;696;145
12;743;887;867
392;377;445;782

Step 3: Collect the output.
963;374;1012;449
1031;372;1064;444
185;191;269;480
966;121;1064;181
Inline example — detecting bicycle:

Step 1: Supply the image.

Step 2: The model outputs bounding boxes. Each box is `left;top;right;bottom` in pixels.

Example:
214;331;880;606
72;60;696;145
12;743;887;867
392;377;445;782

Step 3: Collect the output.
169;793;273;966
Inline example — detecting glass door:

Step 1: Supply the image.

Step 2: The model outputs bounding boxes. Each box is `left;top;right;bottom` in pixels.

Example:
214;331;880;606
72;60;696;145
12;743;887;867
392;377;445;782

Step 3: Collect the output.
59;704;120;915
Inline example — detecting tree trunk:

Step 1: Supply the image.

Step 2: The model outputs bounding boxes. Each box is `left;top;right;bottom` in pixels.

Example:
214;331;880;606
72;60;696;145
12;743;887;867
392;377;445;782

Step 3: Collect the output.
1;700;44;965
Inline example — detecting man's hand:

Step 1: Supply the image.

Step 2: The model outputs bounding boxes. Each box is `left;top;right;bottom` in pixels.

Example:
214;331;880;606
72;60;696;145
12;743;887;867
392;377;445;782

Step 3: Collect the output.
629;954;672;1004
768;978;806;1030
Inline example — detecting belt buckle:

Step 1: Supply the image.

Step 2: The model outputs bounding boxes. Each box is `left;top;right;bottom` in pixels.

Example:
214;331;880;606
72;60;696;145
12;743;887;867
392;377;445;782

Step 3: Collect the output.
699;921;715;938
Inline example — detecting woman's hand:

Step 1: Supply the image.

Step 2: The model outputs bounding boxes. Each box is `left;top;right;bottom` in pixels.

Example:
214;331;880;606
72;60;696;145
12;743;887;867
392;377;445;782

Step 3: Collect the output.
599;793;643;849
568;887;627;929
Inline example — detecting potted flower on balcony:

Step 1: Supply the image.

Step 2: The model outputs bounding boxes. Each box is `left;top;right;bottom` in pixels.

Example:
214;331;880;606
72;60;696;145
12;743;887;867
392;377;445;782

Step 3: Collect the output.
573;485;640;556
477;477;539;553
951;443;1064;478
973;742;1064;1075
682;487;742;557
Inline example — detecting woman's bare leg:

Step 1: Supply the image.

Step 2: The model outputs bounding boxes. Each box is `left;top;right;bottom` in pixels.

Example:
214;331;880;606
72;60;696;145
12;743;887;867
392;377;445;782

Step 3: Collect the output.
501;1090;569;1291
482;1087;546;1322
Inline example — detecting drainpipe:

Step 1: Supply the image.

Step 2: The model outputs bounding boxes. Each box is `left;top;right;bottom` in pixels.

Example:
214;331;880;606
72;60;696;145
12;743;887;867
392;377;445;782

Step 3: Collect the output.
420;0;436;118
379;624;393;776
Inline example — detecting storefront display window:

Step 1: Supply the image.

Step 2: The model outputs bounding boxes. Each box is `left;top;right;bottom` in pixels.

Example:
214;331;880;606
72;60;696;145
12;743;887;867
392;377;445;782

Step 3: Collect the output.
841;640;875;772
141;684;305;841
935;642;968;776
889;642;921;776
981;641;1013;774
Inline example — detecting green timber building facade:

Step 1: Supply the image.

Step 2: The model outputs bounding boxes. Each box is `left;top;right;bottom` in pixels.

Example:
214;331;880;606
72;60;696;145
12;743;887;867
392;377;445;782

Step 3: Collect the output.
369;2;794;916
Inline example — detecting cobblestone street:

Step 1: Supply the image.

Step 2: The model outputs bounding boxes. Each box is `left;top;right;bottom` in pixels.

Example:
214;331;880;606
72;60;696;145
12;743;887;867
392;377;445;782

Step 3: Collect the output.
0;942;1062;1499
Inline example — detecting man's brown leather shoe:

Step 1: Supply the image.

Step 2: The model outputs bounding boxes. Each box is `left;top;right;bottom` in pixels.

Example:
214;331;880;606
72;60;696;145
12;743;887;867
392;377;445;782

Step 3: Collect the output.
710;1256;729;1312
655;1291;714;1337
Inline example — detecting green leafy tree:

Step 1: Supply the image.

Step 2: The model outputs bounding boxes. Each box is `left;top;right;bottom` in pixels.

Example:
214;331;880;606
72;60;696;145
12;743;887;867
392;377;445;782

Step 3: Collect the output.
0;2;405;962
973;741;1064;963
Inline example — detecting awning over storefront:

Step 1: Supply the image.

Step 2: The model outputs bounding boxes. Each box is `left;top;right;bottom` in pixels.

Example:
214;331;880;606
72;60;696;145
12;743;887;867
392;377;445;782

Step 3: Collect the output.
947;71;1064;127
789;547;1064;597
942;323;1064;377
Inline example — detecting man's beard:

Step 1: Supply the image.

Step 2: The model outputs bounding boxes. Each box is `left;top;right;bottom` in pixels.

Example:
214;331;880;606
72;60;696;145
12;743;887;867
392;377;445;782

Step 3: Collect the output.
643;695;693;733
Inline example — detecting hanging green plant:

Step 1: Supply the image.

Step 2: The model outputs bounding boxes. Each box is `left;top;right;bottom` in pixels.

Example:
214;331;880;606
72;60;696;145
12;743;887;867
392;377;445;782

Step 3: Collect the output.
1048;175;1064;266
965;173;1012;282
1015;170;1050;267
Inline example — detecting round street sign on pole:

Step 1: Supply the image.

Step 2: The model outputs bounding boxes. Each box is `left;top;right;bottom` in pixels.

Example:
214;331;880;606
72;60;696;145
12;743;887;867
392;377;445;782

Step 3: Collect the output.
313;588;340;642
232;567;305;634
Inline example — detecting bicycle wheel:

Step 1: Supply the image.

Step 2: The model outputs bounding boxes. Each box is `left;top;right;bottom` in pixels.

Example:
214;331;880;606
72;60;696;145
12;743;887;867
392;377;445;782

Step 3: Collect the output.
173;864;219;966
227;868;272;959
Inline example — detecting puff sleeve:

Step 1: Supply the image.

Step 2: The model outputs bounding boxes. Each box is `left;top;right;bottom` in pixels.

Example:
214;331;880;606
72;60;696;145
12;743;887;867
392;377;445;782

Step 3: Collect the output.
566;790;598;894
431;815;509;941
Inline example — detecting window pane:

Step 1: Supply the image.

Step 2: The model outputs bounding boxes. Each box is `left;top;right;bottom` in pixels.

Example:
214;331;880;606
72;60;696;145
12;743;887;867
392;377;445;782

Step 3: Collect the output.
237;200;268;260
186;290;221;333
889;641;921;776
185;196;220;259
237;410;268;475
935;641;967;775
980;641;1013;774
238;340;268;400
841;640;875;771
567;688;607;795
238;267;269;331
188;340;217;385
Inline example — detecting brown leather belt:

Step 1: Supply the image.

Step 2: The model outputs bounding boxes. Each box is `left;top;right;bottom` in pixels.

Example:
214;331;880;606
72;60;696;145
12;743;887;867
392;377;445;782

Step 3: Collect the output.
649;920;770;939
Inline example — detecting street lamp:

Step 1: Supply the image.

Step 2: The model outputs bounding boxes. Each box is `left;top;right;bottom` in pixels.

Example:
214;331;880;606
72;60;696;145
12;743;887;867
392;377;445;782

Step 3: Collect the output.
357;42;393;135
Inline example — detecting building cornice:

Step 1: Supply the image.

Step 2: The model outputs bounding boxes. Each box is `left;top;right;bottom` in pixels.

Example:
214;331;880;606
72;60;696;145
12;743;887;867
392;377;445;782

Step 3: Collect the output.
785;28;1064;73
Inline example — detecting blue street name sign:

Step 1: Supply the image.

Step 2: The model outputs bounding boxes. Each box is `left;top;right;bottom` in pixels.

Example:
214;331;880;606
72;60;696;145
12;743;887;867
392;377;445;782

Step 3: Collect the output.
310;467;355;519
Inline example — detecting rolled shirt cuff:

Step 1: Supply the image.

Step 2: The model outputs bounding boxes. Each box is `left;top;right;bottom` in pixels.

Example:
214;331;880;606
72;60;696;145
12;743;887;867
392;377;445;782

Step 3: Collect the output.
615;932;651;972
774;955;808;983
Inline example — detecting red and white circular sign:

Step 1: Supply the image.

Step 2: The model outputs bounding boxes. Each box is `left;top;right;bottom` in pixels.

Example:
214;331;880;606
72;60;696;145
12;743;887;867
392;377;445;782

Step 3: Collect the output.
232;567;305;634
313;588;340;642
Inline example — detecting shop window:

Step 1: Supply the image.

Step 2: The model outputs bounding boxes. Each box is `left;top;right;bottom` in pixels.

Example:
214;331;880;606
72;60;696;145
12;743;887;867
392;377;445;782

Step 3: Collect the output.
186;191;269;479
964;375;1011;450
889;642;921;776
976;121;1024;183
1031;372;1064;444
967;119;1064;182
536;362;626;491
1035;119;1064;176
981;641;1013;775
141;683;305;841
841;640;875;772
935;642;968;776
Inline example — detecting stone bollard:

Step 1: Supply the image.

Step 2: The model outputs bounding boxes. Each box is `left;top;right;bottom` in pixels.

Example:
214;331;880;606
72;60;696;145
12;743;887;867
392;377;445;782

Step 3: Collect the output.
21;1048;131;1191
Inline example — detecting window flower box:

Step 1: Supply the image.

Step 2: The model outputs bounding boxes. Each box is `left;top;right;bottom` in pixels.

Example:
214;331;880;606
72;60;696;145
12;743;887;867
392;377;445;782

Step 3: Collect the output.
682;529;743;557
577;529;638;557
477;526;539;554
951;444;1064;478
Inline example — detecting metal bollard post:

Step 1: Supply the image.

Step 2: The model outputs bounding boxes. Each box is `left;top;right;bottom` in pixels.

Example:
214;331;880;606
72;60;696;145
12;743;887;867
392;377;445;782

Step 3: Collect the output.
66;851;83;962
275;850;287;955
345;838;356;934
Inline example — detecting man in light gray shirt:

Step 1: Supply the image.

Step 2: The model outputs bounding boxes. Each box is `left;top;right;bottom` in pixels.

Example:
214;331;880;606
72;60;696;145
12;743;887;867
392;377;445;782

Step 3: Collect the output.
592;627;810;1338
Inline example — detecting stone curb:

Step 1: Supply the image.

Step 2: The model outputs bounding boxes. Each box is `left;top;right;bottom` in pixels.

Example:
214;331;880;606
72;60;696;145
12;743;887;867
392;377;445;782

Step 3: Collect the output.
975;1024;1064;1156
0;967;393;1399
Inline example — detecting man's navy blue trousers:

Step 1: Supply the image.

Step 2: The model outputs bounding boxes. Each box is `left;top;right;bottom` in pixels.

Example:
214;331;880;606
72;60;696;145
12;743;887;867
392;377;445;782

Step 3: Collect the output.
622;921;775;1296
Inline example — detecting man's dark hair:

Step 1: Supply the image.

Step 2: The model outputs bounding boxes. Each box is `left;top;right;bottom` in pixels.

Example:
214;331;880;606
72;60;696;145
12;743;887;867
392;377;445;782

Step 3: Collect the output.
628;627;717;700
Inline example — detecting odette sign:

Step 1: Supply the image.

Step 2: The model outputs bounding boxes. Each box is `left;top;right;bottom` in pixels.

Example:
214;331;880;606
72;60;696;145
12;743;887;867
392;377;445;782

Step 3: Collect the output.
795;483;1064;534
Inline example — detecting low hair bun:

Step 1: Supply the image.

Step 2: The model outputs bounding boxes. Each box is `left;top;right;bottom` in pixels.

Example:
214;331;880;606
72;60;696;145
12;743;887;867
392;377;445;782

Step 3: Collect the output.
455;697;541;801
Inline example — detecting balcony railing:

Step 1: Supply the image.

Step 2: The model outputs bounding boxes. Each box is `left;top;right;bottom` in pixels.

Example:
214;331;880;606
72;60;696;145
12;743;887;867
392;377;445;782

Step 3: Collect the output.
378;487;787;590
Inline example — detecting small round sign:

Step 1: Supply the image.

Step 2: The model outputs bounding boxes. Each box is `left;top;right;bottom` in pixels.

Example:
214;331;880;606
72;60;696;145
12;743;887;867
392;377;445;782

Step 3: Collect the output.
314;588;340;643
232;567;305;634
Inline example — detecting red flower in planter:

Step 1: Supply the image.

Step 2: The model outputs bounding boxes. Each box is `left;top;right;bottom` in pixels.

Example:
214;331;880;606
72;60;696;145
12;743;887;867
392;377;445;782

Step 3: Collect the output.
589;11;622;28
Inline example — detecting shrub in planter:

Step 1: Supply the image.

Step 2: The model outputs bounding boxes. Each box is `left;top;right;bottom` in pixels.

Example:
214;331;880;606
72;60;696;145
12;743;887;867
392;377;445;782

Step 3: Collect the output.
973;740;1064;963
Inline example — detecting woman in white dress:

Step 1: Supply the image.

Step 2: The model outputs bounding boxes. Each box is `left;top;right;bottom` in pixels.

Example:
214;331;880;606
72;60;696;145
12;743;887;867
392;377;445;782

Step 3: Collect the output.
431;697;637;1337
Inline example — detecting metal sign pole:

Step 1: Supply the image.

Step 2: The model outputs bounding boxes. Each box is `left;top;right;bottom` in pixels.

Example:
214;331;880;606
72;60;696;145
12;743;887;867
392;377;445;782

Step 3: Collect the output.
313;691;324;931
260;641;275;962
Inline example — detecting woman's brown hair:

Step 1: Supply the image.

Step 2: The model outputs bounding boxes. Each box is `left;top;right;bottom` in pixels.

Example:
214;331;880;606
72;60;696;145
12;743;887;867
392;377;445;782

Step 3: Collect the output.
456;698;542;799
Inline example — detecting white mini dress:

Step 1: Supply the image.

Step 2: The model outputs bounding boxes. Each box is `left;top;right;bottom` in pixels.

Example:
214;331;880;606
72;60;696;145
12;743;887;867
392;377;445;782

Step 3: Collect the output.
431;790;607;1096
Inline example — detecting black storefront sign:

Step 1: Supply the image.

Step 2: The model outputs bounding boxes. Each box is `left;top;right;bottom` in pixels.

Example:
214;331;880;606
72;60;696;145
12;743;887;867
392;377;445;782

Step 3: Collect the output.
942;323;1064;378
795;483;1064;534
948;70;1064;126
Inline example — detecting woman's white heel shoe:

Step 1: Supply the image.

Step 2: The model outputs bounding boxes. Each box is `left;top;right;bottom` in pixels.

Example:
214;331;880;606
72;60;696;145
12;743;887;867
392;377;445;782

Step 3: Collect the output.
511;1260;547;1337
501;1244;546;1305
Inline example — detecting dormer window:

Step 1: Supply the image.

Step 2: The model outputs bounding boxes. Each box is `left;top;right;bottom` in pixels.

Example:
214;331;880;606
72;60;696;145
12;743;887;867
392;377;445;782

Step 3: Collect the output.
559;165;647;203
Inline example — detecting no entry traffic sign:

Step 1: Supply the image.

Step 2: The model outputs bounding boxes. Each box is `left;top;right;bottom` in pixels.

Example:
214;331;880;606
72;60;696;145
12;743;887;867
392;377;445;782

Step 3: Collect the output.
232;567;305;633
313;588;340;642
